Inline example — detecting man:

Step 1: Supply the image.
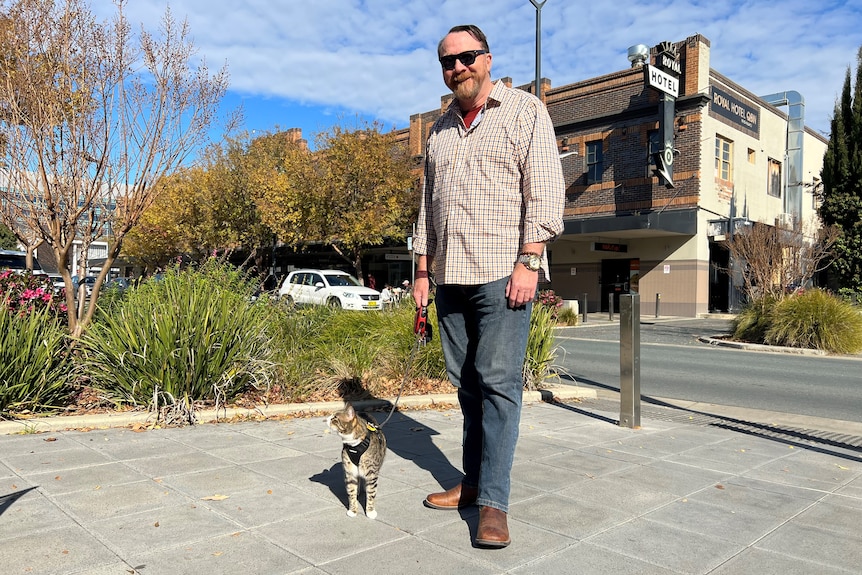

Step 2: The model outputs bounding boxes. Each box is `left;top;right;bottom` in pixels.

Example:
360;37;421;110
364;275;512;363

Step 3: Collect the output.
412;24;564;548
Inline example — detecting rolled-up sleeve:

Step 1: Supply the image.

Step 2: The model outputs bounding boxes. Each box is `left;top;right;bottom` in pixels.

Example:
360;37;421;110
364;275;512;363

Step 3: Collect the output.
520;99;565;245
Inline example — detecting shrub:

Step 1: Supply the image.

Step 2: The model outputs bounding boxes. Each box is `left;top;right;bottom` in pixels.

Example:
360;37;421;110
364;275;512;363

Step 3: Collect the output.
0;270;67;318
278;303;446;401
732;297;779;343
0;303;72;415
557;305;579;326
77;260;283;424
524;291;563;390
765;289;862;354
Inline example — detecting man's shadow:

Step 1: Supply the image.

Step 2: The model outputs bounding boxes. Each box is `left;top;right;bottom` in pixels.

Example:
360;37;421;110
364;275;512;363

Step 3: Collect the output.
308;379;464;513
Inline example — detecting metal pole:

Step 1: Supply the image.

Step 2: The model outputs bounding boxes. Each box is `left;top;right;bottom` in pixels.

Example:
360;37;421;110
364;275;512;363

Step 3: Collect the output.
655;293;661;318
608;292;614;321
619;294;641;429
581;292;588;323
530;0;547;101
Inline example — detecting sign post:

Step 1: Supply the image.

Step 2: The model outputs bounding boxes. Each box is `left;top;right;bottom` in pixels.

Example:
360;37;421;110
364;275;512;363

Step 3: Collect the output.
644;41;681;189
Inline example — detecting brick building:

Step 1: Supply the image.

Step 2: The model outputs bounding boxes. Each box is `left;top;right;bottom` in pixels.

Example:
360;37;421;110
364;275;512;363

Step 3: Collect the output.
393;33;828;316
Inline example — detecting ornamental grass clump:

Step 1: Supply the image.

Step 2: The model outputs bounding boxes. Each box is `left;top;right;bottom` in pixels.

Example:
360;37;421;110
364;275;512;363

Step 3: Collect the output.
765;289;862;354
78;261;285;424
524;290;563;390
279;303;446;401
0;303;72;415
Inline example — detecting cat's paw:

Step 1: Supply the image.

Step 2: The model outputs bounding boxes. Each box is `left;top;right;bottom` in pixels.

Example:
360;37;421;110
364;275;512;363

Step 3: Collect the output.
346;509;358;518
366;509;377;520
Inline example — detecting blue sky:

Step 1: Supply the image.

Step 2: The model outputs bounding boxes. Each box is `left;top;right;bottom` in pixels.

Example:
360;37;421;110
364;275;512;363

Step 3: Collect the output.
95;0;861;153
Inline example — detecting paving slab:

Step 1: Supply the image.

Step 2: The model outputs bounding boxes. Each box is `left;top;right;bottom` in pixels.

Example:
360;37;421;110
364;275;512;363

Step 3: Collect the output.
1;396;861;574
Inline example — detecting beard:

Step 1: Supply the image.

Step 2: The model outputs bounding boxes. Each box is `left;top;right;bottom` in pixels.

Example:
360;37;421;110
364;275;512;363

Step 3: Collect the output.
448;71;485;103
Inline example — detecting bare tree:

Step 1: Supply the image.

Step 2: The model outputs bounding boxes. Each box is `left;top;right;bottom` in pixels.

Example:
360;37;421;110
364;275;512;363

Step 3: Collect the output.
0;0;229;335
725;216;839;304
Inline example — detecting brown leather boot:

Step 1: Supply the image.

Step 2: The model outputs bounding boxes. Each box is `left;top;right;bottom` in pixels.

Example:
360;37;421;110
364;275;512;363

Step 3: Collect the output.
476;506;510;548
424;483;479;510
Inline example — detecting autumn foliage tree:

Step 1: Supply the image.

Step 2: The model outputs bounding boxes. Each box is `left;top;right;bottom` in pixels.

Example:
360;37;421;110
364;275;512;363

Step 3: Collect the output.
0;0;228;335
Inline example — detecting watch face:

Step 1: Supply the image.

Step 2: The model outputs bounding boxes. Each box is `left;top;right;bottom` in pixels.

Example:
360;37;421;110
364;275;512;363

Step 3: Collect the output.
528;255;541;270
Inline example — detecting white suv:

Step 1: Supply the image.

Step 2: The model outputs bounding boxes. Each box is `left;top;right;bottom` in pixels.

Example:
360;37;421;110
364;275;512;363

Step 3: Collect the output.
278;269;382;311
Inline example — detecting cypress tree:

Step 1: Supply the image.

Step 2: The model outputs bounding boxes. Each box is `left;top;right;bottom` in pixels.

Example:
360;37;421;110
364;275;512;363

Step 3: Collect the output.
819;46;862;295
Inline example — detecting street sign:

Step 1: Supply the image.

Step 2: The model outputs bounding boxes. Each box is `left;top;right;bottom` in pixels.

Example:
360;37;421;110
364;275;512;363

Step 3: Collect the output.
644;65;679;98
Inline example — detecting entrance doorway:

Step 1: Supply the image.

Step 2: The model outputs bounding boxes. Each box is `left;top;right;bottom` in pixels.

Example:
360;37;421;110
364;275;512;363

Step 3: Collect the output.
601;259;633;312
709;242;730;312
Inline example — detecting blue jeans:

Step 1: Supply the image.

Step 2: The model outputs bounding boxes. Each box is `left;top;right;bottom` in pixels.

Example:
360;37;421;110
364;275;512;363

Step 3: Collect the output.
435;276;532;513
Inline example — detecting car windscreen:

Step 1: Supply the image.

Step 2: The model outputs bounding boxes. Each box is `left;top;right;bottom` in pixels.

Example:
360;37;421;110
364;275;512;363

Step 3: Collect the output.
324;273;360;287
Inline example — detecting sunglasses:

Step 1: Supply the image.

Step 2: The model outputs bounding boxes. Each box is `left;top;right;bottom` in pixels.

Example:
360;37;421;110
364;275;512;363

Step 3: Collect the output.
439;50;488;71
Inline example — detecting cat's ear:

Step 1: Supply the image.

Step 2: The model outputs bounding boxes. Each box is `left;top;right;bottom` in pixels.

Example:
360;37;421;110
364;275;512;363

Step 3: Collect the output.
345;403;355;418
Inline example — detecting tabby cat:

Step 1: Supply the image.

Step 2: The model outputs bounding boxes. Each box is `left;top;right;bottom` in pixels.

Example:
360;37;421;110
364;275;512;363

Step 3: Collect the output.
326;403;387;519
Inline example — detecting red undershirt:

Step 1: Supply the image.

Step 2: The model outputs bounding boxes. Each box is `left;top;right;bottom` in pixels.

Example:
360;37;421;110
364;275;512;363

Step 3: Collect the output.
462;105;482;129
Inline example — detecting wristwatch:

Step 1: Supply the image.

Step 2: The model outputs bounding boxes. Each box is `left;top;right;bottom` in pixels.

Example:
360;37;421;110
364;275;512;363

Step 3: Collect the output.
517;252;542;272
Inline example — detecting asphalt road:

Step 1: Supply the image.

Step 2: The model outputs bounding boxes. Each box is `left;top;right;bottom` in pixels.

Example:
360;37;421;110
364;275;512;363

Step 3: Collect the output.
555;318;862;424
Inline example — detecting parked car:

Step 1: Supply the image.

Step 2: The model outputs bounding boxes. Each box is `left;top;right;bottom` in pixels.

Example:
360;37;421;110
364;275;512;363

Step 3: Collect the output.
71;275;98;297
106;277;130;291
47;273;65;293
0;249;46;275
278;269;382;310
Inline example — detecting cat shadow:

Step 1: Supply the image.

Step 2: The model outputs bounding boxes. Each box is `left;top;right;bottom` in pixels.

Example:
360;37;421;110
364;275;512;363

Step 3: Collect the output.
309;463;350;509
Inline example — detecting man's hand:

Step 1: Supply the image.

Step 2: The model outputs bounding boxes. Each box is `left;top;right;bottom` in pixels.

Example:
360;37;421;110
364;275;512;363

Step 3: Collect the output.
506;264;538;308
413;277;430;308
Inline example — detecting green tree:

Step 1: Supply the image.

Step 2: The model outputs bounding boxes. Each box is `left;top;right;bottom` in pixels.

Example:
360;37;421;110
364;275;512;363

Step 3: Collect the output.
0;222;15;249
0;0;229;335
819;46;862;295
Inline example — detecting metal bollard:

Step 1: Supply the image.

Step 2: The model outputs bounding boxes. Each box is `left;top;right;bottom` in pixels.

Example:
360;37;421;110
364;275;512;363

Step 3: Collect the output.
608;292;614;321
655;293;661;318
581;292;588;323
619;294;641;429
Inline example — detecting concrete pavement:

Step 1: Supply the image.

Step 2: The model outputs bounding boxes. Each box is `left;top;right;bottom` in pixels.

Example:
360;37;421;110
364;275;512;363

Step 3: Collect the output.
2;389;861;574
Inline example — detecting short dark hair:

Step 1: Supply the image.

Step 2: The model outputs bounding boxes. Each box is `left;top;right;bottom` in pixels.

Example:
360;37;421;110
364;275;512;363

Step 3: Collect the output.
437;24;490;57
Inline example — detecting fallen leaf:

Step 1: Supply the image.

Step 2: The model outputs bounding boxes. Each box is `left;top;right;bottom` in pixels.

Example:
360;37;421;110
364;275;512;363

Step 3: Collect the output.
43;437;57;442
836;464;849;470
267;490;273;495
410;427;425;432
94;486;101;490
62;550;69;555
54;476;61;481
715;484;725;490
213;551;223;557
201;494;230;501
154;522;160;527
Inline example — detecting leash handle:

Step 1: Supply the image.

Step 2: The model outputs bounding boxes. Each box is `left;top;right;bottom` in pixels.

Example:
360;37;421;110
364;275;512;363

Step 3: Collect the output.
414;304;427;342
414;301;433;344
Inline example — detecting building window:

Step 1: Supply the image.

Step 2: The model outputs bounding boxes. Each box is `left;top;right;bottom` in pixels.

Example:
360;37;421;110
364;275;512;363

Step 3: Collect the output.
768;158;782;198
586;140;603;184
715;136;733;181
748;148;756;163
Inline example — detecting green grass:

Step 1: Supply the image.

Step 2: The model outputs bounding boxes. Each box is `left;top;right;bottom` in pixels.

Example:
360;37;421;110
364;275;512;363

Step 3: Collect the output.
0;305;72;415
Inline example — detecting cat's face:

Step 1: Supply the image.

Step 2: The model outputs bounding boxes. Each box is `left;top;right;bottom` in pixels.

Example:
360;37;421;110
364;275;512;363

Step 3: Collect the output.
327;404;363;442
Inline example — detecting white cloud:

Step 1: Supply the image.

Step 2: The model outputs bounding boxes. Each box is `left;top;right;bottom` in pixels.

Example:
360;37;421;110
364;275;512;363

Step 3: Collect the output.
93;0;861;135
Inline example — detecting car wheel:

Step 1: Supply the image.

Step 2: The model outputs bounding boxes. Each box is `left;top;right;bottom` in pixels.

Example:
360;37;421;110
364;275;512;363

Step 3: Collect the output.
280;295;295;308
327;297;342;309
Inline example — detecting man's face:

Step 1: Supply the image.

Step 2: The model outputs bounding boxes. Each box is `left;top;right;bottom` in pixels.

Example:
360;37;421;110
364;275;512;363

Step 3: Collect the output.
439;31;492;104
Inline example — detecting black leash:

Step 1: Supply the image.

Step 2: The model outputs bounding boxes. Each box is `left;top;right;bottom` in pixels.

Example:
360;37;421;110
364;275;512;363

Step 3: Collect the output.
374;301;433;429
